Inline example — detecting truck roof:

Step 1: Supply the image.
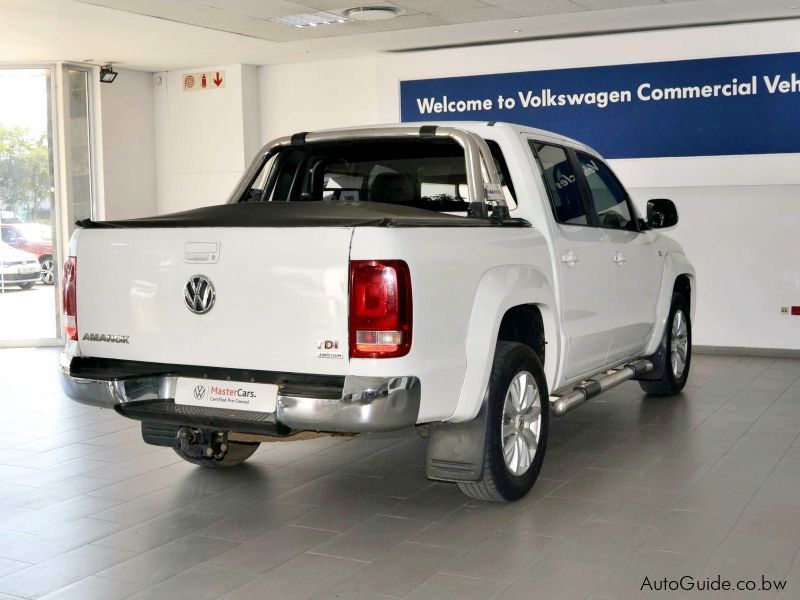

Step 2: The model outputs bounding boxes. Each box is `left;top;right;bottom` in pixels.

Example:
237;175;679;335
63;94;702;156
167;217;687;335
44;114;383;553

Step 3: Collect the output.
296;121;600;157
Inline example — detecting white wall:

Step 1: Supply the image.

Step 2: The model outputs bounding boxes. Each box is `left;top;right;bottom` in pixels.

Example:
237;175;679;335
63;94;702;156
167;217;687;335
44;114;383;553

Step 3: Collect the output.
98;68;157;219
259;56;378;142
253;20;800;351
153;64;260;214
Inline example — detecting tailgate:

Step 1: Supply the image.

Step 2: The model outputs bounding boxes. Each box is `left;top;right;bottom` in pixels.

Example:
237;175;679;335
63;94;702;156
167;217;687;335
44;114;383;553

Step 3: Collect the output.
75;227;352;375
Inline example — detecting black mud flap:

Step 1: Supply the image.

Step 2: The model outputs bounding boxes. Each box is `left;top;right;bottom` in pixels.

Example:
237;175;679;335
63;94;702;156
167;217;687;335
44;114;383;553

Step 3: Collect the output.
425;402;487;482
636;326;668;381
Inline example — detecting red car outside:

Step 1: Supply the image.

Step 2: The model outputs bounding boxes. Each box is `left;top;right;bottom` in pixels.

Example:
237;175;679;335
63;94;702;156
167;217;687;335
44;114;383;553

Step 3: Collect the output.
0;223;55;285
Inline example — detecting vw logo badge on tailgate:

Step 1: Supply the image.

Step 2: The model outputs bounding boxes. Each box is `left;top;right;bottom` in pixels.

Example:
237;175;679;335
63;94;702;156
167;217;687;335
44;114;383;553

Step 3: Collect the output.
184;275;216;314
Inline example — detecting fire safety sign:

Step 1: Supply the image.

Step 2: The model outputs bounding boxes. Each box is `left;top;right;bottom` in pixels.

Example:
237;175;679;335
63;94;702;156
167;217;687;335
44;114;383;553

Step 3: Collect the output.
183;70;225;91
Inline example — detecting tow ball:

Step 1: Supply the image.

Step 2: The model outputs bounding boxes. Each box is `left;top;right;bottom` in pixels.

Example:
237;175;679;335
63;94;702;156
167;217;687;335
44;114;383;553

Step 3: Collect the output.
177;427;228;459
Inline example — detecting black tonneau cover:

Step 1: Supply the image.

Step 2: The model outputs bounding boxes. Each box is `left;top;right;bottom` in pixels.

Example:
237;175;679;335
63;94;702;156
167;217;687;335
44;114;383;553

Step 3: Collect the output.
77;201;529;229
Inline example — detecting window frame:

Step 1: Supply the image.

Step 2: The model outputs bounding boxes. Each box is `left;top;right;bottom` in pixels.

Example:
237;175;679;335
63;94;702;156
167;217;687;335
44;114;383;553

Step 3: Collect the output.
528;139;595;228
572;150;642;233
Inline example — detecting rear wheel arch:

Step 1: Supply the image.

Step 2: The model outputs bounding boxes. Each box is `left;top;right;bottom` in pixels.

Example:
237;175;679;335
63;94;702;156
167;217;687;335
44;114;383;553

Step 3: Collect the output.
496;303;558;383
451;265;557;423
498;304;545;364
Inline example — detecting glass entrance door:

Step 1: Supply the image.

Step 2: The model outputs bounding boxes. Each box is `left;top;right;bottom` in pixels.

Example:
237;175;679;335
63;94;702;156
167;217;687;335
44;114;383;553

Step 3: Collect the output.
0;68;58;343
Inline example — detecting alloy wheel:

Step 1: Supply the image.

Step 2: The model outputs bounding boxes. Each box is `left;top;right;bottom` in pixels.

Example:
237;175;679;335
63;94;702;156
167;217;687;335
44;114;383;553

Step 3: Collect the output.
670;309;689;379
500;370;542;476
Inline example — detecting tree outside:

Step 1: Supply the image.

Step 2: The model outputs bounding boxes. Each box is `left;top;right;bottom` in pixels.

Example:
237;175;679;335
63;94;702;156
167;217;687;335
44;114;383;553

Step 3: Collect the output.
0;123;54;223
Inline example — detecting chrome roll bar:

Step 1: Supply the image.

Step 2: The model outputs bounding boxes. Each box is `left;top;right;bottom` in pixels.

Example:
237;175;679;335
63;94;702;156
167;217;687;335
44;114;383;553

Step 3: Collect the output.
226;126;505;218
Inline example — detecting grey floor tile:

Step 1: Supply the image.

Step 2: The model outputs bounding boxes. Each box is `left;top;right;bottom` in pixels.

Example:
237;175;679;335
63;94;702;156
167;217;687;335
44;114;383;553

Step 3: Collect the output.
497;559;610;600
588;487;679;528
37;575;145;600
441;530;557;583
310;514;429;562
406;573;504;600
93;509;223;553
0;543;135;599
410;504;521;548
639;509;738;558
97;535;240;585
127;565;256;600
88;487;215;525
500;496;608;537
220;552;365;600
195;500;316;542
0;516;127;563
380;482;467;522
0;559;29;579
703;530;798;583
207;524;334;574
289;493;402;532
550;468;640;502
330;541;461;598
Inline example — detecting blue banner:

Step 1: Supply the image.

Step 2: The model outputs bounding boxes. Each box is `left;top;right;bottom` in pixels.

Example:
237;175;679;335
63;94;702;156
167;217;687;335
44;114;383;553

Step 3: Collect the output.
400;52;800;159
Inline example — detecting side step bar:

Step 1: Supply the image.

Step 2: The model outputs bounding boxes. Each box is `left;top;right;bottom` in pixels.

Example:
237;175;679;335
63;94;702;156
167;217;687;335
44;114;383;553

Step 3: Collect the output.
550;359;653;416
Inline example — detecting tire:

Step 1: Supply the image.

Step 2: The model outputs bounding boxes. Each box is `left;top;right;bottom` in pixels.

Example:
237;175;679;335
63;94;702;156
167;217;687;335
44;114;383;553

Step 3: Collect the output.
457;342;549;502
174;441;260;468
639;293;691;396
40;255;55;285
17;282;34;290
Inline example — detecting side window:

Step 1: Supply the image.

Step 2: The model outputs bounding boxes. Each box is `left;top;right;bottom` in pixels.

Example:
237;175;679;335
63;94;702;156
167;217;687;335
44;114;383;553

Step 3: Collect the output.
576;152;636;231
529;141;588;225
1;227;18;243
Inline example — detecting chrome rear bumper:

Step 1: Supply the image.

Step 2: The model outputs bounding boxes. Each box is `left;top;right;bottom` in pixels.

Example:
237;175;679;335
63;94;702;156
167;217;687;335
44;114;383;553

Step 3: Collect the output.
59;352;420;433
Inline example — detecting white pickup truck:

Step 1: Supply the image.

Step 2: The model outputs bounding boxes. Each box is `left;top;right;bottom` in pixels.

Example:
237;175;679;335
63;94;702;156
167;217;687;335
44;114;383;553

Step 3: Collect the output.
60;122;694;502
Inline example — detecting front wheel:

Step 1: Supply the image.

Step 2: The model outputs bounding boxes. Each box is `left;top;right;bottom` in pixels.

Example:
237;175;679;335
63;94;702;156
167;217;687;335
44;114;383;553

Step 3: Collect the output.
40;255;55;285
457;342;549;502
639;293;691;395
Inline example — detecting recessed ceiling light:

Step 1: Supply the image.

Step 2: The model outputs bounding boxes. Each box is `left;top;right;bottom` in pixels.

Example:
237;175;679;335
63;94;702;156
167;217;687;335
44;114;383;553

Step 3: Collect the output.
344;6;401;21
513;29;522;33
270;11;349;28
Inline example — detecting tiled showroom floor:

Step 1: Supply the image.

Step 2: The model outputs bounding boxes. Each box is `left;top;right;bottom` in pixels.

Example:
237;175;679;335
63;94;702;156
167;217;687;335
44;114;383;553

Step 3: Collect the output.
0;348;799;599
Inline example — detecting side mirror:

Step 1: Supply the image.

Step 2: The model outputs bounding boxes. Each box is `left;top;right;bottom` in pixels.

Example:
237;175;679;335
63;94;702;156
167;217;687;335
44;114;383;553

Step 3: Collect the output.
646;198;678;229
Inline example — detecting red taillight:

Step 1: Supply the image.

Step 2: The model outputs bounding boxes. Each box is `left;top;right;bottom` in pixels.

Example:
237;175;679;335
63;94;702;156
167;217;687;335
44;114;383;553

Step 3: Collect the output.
349;260;412;358
63;257;77;341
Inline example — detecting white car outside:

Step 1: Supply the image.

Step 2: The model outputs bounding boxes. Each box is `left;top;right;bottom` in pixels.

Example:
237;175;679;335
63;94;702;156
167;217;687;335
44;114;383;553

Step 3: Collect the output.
0;242;40;290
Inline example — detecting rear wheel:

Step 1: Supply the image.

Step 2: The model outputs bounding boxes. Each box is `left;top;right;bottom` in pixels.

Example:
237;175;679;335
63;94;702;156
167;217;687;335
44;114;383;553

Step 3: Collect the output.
457;342;549;502
639;293;691;395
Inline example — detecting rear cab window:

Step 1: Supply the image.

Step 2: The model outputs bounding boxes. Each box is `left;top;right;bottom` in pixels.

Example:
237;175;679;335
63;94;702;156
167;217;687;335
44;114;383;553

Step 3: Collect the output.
245;138;518;214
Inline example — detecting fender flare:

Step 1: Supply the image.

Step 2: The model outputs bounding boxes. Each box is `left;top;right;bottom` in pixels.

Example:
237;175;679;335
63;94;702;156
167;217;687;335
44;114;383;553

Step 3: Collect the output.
447;265;557;423
643;252;696;357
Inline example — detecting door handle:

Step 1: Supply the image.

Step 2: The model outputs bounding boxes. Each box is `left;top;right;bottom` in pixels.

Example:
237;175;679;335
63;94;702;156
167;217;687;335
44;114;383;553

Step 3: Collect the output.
561;251;579;266
612;252;627;265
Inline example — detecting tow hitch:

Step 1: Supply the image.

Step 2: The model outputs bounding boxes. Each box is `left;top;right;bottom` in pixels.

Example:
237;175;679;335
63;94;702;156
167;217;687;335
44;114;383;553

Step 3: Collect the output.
177;427;229;459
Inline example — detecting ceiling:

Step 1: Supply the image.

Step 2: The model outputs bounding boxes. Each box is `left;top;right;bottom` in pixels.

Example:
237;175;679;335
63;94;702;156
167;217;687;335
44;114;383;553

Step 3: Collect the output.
1;0;798;71
69;0;704;43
